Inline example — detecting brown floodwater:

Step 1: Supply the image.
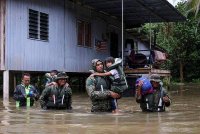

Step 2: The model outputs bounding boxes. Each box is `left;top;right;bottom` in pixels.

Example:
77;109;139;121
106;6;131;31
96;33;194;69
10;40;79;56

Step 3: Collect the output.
1;84;200;134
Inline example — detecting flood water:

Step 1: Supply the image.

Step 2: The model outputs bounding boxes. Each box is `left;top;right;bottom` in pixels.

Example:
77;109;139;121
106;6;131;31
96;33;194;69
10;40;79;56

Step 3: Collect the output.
1;84;200;134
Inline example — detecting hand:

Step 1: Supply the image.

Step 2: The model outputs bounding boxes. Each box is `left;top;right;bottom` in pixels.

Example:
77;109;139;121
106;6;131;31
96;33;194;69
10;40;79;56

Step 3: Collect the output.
163;96;169;102
89;70;95;73
51;82;57;85
110;91;120;99
163;96;171;107
27;91;35;98
90;74;95;77
135;88;142;101
48;82;57;86
64;83;69;88
136;88;141;95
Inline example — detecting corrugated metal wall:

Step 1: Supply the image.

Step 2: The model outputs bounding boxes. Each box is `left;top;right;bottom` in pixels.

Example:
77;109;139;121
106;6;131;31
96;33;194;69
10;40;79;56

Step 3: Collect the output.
5;0;122;72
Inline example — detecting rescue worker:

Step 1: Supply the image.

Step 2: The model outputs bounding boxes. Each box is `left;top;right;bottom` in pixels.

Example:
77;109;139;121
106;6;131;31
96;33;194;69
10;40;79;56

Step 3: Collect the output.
86;59;120;112
13;73;39;107
91;57;128;113
40;72;72;110
136;74;171;112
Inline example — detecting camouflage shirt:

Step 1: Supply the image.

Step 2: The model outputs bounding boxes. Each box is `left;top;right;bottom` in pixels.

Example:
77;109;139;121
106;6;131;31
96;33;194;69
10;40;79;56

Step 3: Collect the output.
40;83;72;110
86;76;112;112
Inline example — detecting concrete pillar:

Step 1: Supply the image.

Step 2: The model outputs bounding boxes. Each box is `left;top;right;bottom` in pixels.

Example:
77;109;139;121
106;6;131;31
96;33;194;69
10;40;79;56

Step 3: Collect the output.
3;70;9;102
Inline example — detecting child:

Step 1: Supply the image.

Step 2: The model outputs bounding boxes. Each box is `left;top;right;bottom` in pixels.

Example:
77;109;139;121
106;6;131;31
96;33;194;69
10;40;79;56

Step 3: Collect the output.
91;57;128;113
135;77;154;106
135;77;154;95
45;70;58;87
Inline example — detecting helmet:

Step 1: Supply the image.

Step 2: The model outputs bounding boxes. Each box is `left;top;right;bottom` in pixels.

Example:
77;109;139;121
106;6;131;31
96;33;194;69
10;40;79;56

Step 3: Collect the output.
149;74;161;82
55;72;68;81
91;59;103;71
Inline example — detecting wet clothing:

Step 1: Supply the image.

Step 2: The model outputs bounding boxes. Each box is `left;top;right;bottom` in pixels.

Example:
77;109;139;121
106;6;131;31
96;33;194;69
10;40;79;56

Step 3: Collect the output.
108;64;128;94
109;69;120;111
40;83;72;110
136;85;170;112
13;84;39;107
110;69;120;81
86;76;112;112
111;99;118;110
108;59;128;111
45;73;57;87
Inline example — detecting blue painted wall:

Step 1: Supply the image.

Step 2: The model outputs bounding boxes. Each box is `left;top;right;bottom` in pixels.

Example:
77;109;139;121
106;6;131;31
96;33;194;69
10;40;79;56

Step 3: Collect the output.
5;0;122;72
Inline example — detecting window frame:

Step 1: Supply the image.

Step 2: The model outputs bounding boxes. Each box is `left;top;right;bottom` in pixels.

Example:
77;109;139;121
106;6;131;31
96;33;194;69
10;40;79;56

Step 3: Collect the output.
28;8;49;42
77;19;92;48
77;20;85;46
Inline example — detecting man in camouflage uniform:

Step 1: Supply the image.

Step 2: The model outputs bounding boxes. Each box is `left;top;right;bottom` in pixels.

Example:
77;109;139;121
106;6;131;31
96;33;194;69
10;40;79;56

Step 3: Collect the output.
40;72;72;110
136;74;171;112
86;59;120;112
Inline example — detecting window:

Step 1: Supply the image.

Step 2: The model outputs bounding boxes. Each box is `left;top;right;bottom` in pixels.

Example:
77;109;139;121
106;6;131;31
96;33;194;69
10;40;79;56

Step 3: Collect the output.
29;9;49;41
77;20;84;46
40;12;49;41
29;9;39;39
77;20;91;47
85;22;91;47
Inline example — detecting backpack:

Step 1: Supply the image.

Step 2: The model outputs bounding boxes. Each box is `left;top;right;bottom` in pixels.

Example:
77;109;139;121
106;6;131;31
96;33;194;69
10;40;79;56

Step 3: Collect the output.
107;58;128;92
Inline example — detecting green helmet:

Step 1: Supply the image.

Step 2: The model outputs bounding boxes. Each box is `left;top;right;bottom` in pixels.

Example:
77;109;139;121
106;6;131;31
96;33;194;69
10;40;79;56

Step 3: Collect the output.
55;72;69;81
91;59;103;71
149;74;161;82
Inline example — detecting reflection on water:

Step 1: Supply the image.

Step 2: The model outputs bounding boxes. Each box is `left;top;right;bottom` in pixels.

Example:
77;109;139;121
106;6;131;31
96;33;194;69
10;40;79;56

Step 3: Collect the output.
1;84;200;134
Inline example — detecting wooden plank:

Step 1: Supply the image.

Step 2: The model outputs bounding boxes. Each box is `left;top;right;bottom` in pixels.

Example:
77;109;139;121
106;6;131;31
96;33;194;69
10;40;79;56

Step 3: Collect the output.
151;69;171;74
124;68;171;77
124;68;151;74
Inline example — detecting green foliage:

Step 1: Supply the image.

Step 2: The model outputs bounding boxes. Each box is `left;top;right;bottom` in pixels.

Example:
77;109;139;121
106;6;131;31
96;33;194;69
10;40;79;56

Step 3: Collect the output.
186;0;200;18
192;78;200;83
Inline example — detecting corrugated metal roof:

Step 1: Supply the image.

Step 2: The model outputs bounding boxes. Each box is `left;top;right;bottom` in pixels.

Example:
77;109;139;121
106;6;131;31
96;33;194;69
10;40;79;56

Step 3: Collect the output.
80;0;186;28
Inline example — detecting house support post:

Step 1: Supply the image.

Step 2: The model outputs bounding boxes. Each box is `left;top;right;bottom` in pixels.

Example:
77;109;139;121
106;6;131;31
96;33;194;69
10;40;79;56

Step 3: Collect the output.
3;70;9;102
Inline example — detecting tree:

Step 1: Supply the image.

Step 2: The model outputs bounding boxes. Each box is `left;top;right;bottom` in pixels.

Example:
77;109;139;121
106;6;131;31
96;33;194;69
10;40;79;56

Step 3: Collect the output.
187;0;200;16
158;2;200;82
186;0;200;24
